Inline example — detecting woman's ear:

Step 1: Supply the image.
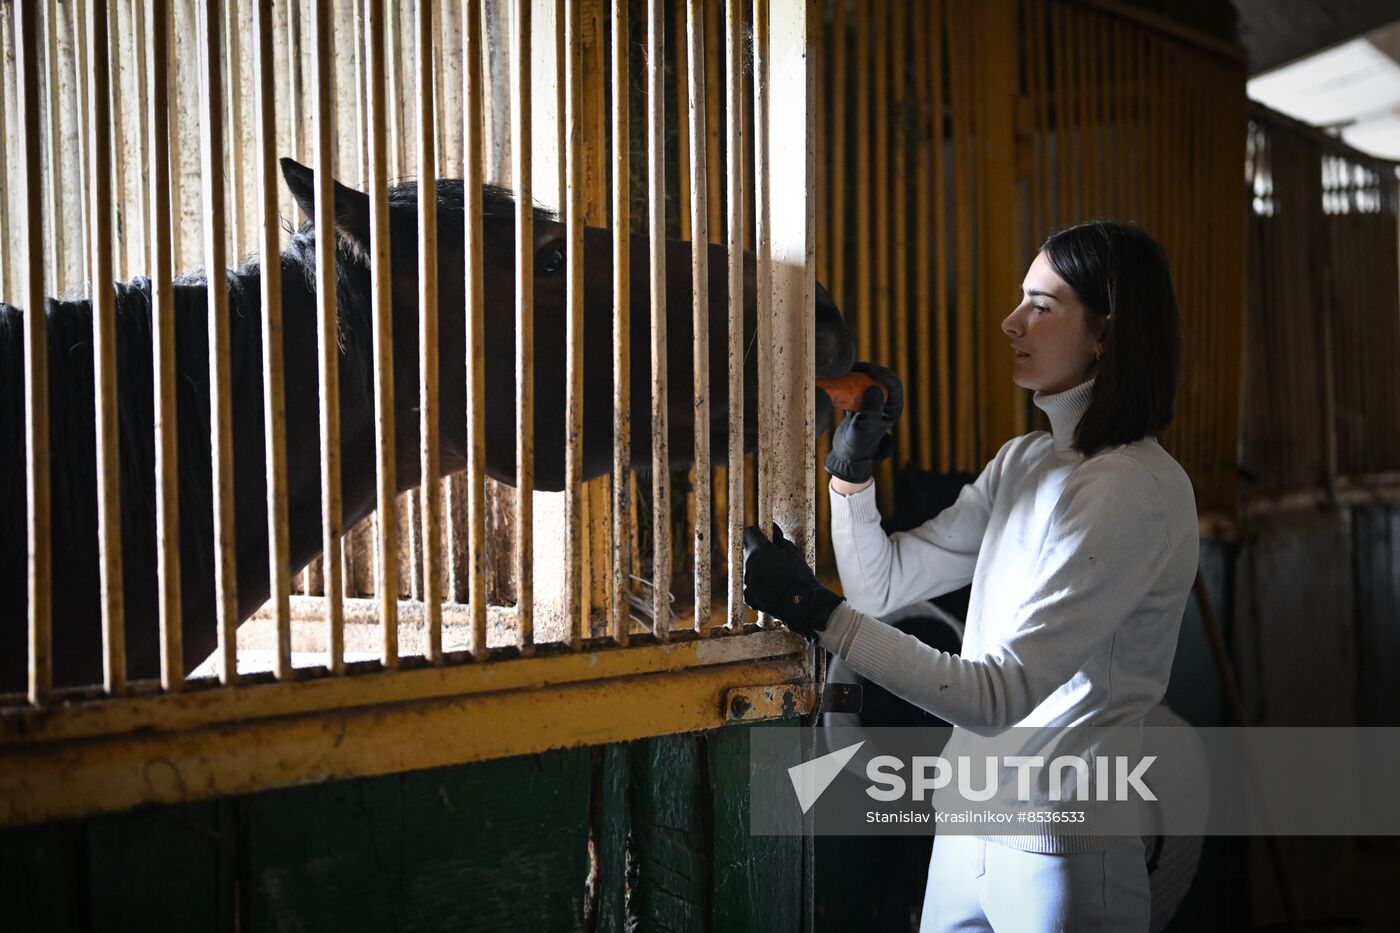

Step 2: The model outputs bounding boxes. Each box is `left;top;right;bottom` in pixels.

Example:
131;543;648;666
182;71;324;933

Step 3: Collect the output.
1094;311;1113;343
1090;311;1111;361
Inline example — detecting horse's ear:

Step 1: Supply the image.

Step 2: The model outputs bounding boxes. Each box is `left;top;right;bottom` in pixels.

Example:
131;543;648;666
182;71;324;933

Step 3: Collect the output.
279;157;371;261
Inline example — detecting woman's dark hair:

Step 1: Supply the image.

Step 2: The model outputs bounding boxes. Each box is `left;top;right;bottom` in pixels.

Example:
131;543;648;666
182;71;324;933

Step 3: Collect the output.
1038;221;1181;457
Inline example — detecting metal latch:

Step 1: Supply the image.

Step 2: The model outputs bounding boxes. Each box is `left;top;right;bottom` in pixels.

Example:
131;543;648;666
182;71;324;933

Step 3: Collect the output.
723;684;816;721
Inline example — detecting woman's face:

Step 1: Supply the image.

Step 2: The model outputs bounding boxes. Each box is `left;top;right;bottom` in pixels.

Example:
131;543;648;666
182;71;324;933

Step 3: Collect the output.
1001;251;1104;394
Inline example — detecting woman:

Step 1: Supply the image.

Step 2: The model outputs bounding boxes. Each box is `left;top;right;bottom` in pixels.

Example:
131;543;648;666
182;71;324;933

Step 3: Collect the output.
743;221;1198;931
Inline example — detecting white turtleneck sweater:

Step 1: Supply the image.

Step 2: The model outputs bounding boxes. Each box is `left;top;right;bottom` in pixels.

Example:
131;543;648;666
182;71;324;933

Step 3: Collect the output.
819;379;1199;853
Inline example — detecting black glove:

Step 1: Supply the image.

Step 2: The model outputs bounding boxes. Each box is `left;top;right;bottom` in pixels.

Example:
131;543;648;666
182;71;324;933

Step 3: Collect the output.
824;362;904;484
741;523;845;638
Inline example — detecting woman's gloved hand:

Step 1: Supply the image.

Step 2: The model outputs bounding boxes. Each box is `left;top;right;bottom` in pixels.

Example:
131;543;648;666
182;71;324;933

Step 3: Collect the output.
823;362;904;484
741;523;845;639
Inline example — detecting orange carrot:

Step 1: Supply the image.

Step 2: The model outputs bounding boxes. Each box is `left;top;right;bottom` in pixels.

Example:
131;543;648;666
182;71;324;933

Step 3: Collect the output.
816;372;887;412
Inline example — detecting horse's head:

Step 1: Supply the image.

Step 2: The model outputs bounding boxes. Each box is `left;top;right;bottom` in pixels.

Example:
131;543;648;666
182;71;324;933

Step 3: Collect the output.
280;158;490;489
279;158;856;492
515;220;856;486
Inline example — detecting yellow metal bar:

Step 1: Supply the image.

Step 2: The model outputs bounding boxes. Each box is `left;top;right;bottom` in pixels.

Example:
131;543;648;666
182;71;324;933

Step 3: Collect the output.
889;0;905;474
406;489;422;603
286;0;303;219
0;636;811;829
388;1;405;175
564;0;586;644
813;0;825;290
686;0;710;633
852;0;869;385
512;0;535;652
1053;2;1071;225
221;0;242;258
724;0;743;630
973;0;1021;451
416;0;442;664
1022;0;1040;248
752;0;771;560
610;0;631;646
1130;23;1145;223
723;682;815;722
555;0;566;220
1097;12;1114;218
1070;3;1085;221
1100;12;1115;218
1085;9;1102;219
200;0;238;686
147;0;181;691
647;0;670;638
105;0;124;279
704;0;723;616
41;0;62;294
74;0;93;295
464;0;488;658
17;0;52;704
1112;17;1129;217
366;0;399;667
870;3;888;493
308;0;343;673
88;0;126;694
1034;0;1053;239
871;0;887;370
353;0;367;184
947;0;973;471
742;10;752;253
913;0;931;471
163;0;186;260
931;0;949;471
2;628;810;746
1148;35;1164;248
129;0;149;277
828;0;844;307
0;9;10;297
766;0;816;562
434;0;450;176
704;0;721;238
673;0;689;240
813;1;828;568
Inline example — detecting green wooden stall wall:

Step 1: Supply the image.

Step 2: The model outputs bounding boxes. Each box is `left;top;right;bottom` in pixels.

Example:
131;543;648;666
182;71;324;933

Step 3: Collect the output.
1;721;804;932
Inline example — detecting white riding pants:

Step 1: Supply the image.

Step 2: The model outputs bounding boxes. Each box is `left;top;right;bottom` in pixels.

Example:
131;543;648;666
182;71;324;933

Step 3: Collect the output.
919;834;1150;932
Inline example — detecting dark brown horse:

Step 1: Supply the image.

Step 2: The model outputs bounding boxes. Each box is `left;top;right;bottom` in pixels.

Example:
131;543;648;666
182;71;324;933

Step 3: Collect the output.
0;159;855;691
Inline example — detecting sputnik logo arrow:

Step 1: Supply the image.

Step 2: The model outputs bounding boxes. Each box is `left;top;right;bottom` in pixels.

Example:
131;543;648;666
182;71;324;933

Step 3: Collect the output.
788;741;865;814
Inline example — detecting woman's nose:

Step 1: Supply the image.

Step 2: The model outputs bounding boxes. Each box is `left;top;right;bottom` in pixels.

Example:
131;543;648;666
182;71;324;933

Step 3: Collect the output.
1002;311;1021;337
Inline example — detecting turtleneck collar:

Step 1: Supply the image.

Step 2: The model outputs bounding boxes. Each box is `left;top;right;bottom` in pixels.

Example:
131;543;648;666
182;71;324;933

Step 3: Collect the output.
1033;378;1096;452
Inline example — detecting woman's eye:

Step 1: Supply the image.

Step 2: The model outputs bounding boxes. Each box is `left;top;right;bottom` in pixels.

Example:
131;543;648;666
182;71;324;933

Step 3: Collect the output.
1035;305;1050;315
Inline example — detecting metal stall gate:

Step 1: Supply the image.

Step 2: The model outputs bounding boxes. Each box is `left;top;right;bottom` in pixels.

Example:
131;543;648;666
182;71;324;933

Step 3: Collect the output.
0;0;823;827
1242;101;1400;510
812;0;1246;533
1232;100;1400;733
0;0;1254;826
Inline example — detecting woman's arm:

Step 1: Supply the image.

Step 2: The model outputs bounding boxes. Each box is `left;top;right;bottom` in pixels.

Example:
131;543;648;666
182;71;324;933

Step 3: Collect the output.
830;477;873;496
828;437;1020;617
822;456;1191;735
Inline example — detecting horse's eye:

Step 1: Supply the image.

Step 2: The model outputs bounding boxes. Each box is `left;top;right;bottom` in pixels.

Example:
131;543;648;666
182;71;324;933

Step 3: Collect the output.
542;246;565;275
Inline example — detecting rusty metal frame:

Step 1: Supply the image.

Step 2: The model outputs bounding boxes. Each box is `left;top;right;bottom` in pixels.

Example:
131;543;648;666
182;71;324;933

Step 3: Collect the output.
0;629;813;828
